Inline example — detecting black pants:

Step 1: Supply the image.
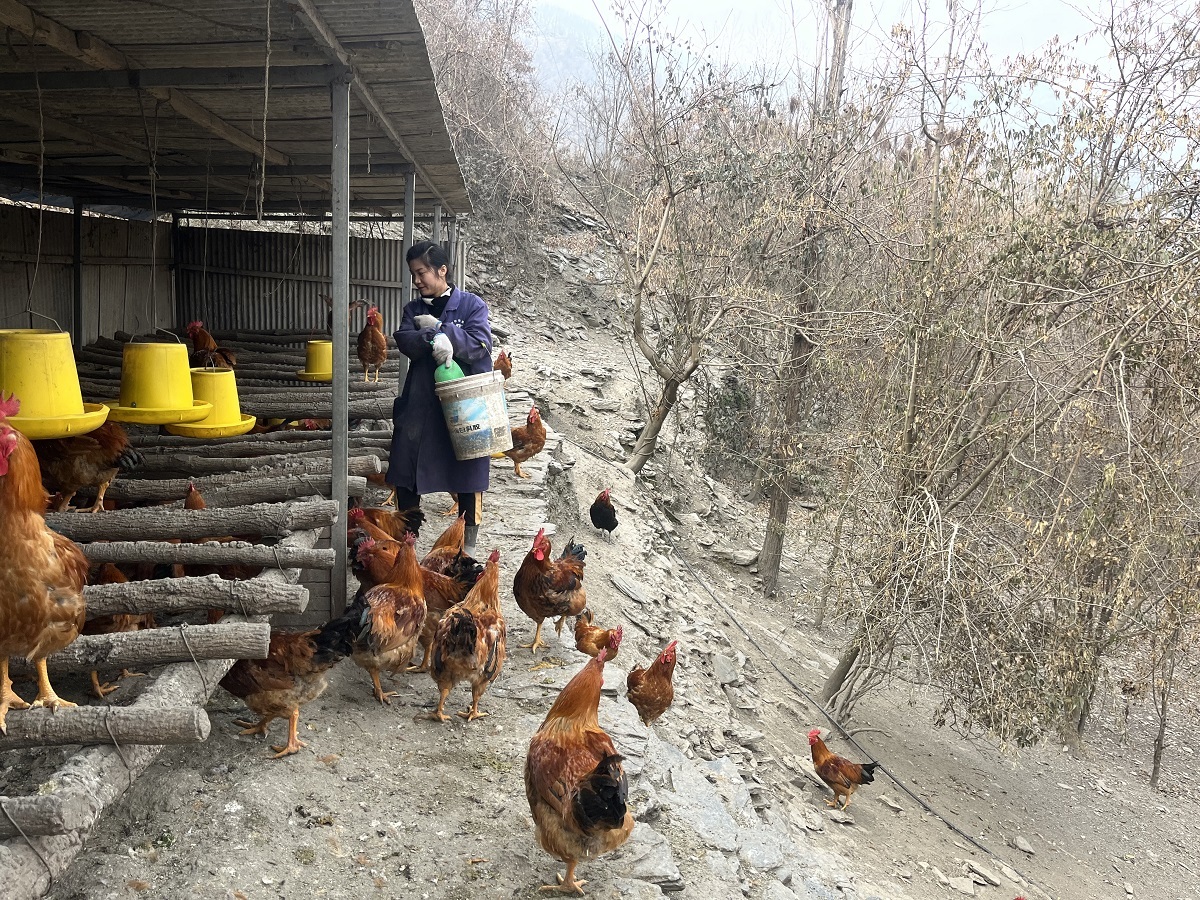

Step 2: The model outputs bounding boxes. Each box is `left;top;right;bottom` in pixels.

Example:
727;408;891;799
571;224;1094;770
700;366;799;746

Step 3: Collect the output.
394;487;481;527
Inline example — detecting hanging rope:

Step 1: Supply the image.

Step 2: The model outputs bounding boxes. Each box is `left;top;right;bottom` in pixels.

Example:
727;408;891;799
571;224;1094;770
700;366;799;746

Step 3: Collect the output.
257;0;272;221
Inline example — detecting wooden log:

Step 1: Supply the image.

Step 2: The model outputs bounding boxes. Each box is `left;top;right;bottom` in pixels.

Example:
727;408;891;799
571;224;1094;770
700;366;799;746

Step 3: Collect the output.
85;574;309;617
126;429;390;448
81;540;334;570
235;395;394;420
0;707;210;751
9;623;270;678
47;498;339;542
107;474;367;506
117;451;383;476
131;437;391;459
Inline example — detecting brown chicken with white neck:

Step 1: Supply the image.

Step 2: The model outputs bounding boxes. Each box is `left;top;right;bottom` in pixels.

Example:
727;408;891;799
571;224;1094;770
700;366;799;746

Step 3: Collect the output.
514;528;587;652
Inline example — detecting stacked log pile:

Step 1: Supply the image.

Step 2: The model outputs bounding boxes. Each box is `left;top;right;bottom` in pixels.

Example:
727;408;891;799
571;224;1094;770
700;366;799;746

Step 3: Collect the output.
0;330;396;898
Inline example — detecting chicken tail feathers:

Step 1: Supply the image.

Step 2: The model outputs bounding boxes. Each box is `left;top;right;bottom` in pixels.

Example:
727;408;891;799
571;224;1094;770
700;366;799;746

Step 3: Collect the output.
115;446;144;472
433;609;478;675
572;753;628;832
859;761;880;784
314;610;359;664
560;538;587;564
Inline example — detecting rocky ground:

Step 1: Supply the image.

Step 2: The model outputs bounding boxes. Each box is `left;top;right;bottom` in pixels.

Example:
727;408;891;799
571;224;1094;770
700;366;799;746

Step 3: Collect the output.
44;215;1200;900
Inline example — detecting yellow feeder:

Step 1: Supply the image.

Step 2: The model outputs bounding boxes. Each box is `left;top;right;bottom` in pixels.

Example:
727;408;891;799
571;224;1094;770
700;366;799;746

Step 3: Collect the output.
165;367;256;438
296;340;333;382
0;329;109;439
105;341;213;424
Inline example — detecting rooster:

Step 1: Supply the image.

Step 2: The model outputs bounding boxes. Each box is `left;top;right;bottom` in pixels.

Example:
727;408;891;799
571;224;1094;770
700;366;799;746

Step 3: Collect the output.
186;321;237;369
525;646;634;894
494;406;546;478
220;613;358;758
574;610;621;660
808;728;880;810
0;394;90;733
349;532;426;704
514;529;587;652
493;349;513;381
83;563;156;698
357;306;388;383
428;549;505;722
626;641;678;725
588;489;618;540
35;421;143;513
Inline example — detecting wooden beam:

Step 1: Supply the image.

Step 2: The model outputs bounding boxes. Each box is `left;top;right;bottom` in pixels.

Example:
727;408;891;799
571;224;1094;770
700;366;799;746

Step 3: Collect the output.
80;540;335;570
85;573;309;618
0;65;337;92
46;498;339;543
0;106;151;165
0;707;210;752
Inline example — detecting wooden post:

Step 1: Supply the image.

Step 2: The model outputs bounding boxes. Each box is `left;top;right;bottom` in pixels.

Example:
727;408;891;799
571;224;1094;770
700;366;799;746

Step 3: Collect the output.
401;170;415;300
330;68;352;618
72;198;84;349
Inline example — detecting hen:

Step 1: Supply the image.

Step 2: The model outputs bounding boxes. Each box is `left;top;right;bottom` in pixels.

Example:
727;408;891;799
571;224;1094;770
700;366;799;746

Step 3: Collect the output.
808;728;879;810
0;394;90;733
494;406;546;478
186;321;237;369
588;489;618;540
357;306;388;383
574;610;622;660
514;529;587;652
493;349;513;380
36;421;143;513
420;514;468;575
347;503;426;545
626;640;678;726
428;549;506;722
219;612;358;758
83;563;157;698
525;647;634;894
349;532;426;704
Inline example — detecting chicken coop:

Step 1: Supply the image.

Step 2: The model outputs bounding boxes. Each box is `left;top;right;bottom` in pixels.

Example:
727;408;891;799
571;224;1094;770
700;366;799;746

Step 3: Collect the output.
0;1;469;896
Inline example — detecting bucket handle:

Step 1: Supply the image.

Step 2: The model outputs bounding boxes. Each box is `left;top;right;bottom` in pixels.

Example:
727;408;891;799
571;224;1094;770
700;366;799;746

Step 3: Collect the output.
0;309;64;332
127;328;183;344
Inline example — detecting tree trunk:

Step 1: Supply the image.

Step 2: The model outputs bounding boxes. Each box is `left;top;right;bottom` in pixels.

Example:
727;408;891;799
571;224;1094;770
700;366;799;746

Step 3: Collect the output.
0;707;210;752
1150;623;1181;790
85;573;309;617
81;540;334;570
760;479;791;595
624;378;681;474
47;498;338;543
821;639;861;707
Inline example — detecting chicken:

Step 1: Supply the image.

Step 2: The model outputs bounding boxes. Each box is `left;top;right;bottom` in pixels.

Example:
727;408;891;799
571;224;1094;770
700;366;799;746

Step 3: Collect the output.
349;532;426;704
525;647;634;894
0;394;90;733
347;503;426;546
35;422;143;513
493;349;513;380
83;563;156;698
186;321;237;369
420;514;468;575
588;489;618;540
428;549;506;722
626;640;678;726
357;306;388;383
514;529;587;652
808;727;880;810
219;612;358;758
574;609;622;660
494;405;546;478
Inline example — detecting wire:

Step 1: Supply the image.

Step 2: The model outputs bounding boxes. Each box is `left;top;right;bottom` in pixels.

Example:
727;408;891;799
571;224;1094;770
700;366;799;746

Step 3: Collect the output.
560;432;1052;899
257;0;272;221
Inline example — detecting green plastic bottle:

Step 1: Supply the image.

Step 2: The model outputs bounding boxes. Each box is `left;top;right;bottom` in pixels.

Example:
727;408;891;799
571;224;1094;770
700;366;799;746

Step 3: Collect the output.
433;359;465;383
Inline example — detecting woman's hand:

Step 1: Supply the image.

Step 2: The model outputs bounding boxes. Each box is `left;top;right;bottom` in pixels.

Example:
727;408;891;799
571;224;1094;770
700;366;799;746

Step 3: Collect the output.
431;333;454;366
413;314;440;330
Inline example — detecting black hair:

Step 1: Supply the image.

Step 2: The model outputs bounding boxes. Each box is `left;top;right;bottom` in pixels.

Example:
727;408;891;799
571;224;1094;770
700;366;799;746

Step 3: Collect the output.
406;240;451;274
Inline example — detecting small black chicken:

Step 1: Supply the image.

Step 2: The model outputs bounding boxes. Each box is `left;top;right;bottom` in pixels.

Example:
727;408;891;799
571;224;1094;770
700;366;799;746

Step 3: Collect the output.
589;488;618;540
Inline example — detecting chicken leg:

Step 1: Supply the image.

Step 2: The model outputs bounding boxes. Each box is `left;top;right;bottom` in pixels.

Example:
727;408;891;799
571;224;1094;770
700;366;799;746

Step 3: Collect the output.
428;686;453;722
539;860;586;895
90;671;120;698
520;621;548;652
29;658;76;712
369;670;399;705
458;685;489;722
235;714;274;736
80;476;115;513
270;709;307;758
0;658;31;734
53;491;77;512
442;495;459;517
513;461;531;478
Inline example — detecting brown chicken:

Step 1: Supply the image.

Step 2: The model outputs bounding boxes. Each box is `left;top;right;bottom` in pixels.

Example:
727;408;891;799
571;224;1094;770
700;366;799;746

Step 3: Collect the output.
494;405;546;478
349;532;426;704
35;421;143;513
357;306;388;383
420;514;468;575
0;394;90;733
428;549;506;722
83;563;157;698
186;321;237;369
574;610;622;660
347;503;426;546
514;529;587;652
493;349;513;380
219;612;358;758
588;489;618;540
808;728;880;810
626;640;678;726
525;647;634;894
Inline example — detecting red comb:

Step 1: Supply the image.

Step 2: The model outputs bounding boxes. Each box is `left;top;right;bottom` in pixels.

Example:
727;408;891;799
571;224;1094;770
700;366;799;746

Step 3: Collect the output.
0;393;20;418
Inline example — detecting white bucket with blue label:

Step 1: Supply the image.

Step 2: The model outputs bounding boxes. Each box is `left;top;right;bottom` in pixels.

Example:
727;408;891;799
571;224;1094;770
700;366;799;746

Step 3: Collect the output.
434;369;514;460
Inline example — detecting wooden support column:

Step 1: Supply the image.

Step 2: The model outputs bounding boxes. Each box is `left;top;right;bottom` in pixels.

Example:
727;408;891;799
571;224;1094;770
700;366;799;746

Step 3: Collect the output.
401;170;415;301
330;68;352;618
432;203;443;245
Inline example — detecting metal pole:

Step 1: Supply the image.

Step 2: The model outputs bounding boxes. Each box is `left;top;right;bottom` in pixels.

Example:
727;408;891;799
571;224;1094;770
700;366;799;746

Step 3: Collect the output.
401;170;415;302
329;69;352;618
72;198;84;348
432;203;442;245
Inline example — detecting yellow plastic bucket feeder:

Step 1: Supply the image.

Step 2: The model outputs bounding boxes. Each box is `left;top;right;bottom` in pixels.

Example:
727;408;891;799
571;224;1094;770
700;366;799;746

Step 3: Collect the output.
296;340;333;382
165;367;256;438
105;341;213;425
0;329;109;439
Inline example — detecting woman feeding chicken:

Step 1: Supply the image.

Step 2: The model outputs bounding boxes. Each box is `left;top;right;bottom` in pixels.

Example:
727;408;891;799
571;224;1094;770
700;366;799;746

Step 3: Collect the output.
387;240;494;557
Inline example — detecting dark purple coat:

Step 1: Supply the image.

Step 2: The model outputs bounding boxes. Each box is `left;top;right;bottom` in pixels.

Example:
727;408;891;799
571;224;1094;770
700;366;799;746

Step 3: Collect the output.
387;286;494;495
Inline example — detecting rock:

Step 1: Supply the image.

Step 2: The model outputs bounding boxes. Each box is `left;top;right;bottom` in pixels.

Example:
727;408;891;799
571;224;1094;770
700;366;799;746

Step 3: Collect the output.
828;809;855;825
675;512;703;528
611;877;669;899
713;654;741;686
763;882;800;900
877;794;903;812
948;876;977;896
996;862;1024;885
613;823;684;892
737;828;789;871
931;866;951;886
966;862;1001;886
1012;835;1035;855
650;740;741;851
609;573;656;606
720;549;759;566
705;849;741;885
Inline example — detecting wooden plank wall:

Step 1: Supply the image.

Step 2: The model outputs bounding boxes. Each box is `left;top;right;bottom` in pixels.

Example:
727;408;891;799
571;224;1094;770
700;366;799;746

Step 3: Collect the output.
0;205;172;343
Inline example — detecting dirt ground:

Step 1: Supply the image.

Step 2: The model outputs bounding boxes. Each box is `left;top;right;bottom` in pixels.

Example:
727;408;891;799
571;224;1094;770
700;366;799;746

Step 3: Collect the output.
34;230;1200;900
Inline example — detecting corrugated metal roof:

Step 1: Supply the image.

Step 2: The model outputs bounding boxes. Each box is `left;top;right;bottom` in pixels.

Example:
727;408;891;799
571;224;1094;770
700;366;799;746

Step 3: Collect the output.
0;0;469;216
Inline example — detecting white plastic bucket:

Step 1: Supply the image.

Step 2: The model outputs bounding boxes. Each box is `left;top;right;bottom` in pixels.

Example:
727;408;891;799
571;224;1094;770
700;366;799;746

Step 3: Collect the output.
434;370;513;460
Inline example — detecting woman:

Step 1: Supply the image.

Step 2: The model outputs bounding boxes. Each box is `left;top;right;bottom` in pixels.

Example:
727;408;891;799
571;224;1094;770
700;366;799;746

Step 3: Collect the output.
388;240;493;555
